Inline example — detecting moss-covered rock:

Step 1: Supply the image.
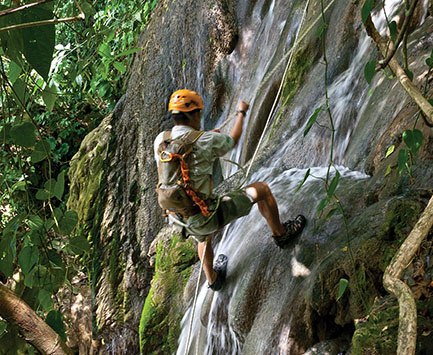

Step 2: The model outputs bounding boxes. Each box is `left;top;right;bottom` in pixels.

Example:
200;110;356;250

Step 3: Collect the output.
139;233;198;354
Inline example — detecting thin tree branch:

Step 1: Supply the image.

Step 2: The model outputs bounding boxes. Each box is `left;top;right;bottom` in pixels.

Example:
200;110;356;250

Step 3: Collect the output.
0;14;84;33
364;13;433;125
0;0;54;17
377;0;419;71
383;195;433;355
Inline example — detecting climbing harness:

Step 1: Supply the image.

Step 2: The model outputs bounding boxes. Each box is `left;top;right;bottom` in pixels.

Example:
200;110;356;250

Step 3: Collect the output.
183;0;341;353
157;130;211;217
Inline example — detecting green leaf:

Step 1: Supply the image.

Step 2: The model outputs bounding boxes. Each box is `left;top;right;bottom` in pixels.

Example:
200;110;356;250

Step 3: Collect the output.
46;310;66;341
0;252;14;279
385;144;395;158
25;265;49;288
54;170;65;201
397;149;408;175
45;179;56;193
10;121;36;147
3;213;25;237
304;107;322;137
18;246;39;275
324;207;339;221
327;170;340;198
36;188;51;200
0;320;6;337
21;6;55;81
31;139;51;163
55;210;78;236
12;78;27;106
113;61;126;73
9;60;22;84
403;129;423;155
429;99;433;107
68;235;90;254
0;11;24;64
0;122;12;144
364;60;376;84
38;289;54;311
114;47;141;58
337;278;349;301
45;218;55;230
80;1;95;17
362;0;375;24
388;21;397;43
317;197;329;214
384;164;392;177
98;42;112;58
36;179;56;200
48;251;63;269
404;68;414;82
426;57;433;68
26;215;44;230
317;23;327;38
295;168;310;194
42;85;57;111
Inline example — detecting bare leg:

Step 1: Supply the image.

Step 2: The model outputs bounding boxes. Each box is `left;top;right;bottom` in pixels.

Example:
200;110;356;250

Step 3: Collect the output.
245;182;286;236
198;235;217;284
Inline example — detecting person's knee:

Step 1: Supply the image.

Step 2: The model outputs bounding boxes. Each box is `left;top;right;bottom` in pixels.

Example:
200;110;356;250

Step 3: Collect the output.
246;182;271;202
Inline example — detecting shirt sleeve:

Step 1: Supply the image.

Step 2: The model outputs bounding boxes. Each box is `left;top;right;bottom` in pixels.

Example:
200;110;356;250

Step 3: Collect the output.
154;132;164;166
207;131;235;157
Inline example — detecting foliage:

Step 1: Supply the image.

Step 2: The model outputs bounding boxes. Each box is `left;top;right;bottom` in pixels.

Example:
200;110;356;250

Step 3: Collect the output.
0;0;158;348
362;3;433;179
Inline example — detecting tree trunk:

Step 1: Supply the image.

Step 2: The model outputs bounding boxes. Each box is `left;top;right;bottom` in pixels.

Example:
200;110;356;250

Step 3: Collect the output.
0;283;73;355
383;195;433;355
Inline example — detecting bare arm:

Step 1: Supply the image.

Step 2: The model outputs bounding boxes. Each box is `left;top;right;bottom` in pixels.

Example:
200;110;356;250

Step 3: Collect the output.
230;100;249;146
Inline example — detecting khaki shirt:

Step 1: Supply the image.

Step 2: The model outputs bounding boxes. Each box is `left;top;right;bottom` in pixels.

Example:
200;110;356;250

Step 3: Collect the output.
154;125;235;199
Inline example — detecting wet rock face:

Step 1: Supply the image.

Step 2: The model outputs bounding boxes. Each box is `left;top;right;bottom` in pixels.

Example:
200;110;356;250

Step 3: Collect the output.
68;0;239;352
68;0;433;354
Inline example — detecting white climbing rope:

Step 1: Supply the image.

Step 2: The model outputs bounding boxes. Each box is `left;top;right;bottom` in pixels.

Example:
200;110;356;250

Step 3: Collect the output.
183;0;339;353
245;0;311;179
217;0;337;131
184;241;207;355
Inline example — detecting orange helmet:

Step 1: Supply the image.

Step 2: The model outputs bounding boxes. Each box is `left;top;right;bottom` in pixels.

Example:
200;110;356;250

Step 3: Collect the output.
168;89;204;112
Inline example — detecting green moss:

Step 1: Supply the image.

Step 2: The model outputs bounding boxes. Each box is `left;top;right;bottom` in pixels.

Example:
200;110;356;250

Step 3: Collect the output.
139;233;198;355
378;200;421;270
281;46;313;106
352;296;433;355
352;298;399;355
380;200;421;241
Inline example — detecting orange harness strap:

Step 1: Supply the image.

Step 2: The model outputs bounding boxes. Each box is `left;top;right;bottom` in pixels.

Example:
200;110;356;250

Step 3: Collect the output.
167;153;211;217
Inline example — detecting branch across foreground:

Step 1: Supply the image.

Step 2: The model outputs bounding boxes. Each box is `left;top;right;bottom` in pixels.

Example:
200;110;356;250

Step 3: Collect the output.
0;283;73;355
383;195;433;355
364;12;433;125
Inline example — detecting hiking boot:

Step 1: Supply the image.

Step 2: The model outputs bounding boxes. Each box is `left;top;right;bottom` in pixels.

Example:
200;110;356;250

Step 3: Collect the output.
272;215;306;249
208;254;228;291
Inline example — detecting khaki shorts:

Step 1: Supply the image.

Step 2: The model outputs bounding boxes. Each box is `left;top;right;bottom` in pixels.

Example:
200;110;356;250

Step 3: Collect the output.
171;189;255;242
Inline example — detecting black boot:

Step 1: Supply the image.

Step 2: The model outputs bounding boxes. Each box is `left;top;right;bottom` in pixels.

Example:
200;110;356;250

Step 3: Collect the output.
272;215;306;249
208;254;228;291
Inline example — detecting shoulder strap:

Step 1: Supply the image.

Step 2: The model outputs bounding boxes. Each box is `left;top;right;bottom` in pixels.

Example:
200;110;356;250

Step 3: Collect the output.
162;130;172;141
185;130;204;144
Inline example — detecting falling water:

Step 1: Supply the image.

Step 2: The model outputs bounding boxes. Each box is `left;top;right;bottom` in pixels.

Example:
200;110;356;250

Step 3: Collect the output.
177;0;406;354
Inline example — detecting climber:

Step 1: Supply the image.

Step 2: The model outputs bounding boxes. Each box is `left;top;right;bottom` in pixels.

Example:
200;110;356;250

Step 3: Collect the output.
154;89;306;291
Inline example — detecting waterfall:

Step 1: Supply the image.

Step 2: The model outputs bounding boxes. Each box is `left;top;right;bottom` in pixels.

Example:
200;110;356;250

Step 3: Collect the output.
177;0;405;354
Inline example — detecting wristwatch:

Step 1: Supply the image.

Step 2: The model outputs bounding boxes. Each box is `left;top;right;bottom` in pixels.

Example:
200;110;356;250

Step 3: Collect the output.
237;110;247;116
